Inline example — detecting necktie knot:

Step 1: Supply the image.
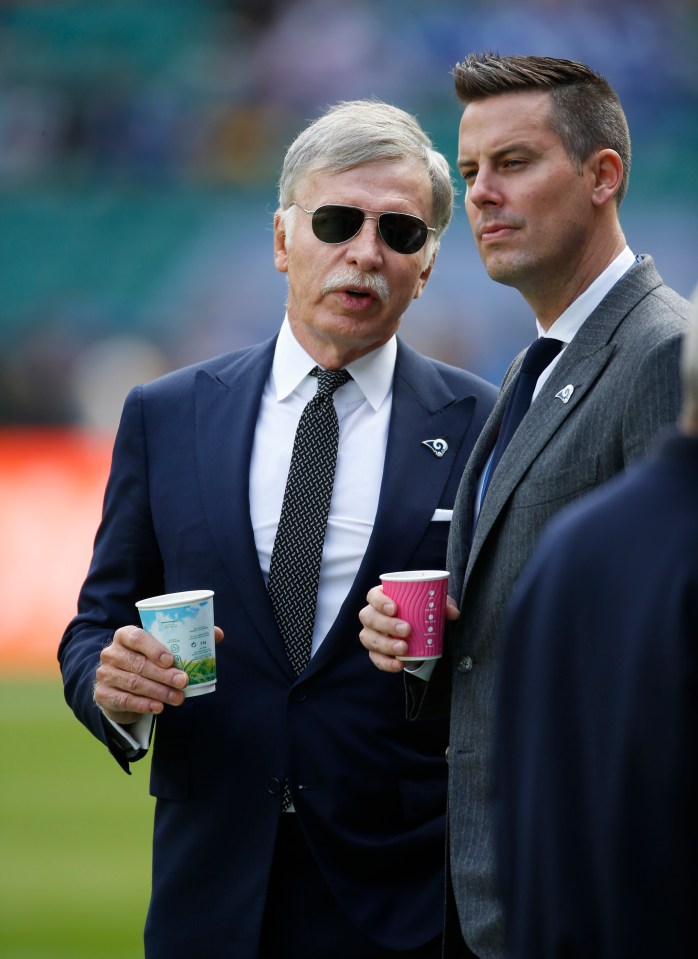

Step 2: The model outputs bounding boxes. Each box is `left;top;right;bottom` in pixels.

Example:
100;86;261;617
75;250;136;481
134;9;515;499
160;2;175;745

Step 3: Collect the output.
520;336;564;377
311;366;351;397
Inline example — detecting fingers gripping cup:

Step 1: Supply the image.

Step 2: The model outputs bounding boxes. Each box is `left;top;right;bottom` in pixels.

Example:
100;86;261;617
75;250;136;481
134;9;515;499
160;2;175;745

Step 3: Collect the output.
136;590;216;697
379;570;449;661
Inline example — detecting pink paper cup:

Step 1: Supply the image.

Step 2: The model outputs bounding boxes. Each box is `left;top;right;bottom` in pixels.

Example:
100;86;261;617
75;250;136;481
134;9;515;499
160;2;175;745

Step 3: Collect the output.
379;570;450;661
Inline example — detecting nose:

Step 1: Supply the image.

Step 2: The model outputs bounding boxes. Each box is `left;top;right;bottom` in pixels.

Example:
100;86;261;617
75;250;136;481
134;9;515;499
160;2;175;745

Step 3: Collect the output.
466;170;502;209
344;215;385;271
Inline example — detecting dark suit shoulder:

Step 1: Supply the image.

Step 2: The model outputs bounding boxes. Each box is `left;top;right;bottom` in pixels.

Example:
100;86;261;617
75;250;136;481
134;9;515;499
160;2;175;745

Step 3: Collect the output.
428;356;498;399
134;337;276;400
622;256;692;330
395;337;498;404
612;290;690;370
640;282;693;329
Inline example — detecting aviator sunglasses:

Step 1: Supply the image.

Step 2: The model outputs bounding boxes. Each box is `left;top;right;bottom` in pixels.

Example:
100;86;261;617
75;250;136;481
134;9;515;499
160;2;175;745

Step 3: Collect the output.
291;202;436;255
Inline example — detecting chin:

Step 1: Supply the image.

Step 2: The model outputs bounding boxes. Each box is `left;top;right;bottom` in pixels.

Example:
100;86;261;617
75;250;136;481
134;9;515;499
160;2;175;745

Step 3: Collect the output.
484;264;520;288
482;253;530;289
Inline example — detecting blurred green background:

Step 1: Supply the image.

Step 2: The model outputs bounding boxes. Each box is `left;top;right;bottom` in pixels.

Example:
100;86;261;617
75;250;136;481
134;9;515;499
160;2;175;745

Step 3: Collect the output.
1;0;696;427
0;1;696;956
1;680;152;958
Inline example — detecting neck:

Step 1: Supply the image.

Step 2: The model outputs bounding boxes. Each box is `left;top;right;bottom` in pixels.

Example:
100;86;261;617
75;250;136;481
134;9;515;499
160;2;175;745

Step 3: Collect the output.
525;230;627;331
287;316;390;369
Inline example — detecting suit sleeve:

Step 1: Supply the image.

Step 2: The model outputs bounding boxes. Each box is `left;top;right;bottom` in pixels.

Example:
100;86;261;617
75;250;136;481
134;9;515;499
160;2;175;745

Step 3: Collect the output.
58;385;165;770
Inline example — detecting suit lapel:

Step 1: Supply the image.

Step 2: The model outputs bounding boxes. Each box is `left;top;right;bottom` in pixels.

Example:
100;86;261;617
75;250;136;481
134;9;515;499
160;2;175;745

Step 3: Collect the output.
446;390;503;600
472;340;615;552
194;337;292;672
467;256;660;578
308;339;481;673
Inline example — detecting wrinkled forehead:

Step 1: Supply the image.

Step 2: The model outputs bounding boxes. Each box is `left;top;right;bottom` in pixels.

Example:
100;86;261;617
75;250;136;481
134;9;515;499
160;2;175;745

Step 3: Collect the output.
297;158;434;217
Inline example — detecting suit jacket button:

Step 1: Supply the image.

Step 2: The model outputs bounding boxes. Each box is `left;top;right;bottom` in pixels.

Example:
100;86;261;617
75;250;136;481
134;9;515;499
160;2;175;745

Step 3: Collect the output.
291;687;308;702
267;777;282;795
457;656;473;673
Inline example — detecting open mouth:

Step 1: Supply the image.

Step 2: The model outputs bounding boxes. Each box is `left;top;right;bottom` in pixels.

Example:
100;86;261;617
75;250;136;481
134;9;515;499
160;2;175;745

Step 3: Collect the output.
334;286;378;309
345;287;373;299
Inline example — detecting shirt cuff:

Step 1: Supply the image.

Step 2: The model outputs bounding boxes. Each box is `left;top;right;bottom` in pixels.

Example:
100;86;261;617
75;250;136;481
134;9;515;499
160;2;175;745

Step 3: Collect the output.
103;712;154;754
403;658;438;681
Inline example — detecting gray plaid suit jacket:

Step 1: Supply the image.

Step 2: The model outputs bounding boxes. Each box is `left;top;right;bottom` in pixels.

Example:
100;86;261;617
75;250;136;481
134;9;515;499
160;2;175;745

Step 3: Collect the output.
411;255;692;959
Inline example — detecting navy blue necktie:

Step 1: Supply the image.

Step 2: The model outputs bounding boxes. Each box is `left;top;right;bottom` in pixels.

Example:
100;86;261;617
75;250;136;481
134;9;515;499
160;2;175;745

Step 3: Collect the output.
481;337;563;504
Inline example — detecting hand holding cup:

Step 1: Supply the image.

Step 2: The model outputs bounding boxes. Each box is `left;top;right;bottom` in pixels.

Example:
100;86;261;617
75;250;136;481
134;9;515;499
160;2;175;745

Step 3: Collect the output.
378;570;450;661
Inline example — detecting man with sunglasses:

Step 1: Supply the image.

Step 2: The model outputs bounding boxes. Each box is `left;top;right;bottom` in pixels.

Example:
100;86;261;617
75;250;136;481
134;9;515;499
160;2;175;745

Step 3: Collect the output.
59;100;497;959
359;54;692;958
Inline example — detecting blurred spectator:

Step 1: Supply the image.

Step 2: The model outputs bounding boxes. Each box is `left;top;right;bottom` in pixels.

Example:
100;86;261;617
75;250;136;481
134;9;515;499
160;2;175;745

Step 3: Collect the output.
70;334;169;429
0;0;696;423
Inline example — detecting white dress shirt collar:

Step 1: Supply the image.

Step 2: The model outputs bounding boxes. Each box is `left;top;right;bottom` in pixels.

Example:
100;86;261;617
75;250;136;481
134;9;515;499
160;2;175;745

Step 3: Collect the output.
537;246;637;344
272;315;396;412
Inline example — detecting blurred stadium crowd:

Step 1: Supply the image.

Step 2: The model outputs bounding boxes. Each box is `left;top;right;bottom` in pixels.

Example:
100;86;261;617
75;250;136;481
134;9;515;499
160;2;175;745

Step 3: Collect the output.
1;0;696;427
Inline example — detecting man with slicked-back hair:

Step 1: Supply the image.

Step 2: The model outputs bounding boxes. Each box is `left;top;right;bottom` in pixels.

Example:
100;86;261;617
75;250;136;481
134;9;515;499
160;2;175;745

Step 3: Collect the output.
360;54;691;958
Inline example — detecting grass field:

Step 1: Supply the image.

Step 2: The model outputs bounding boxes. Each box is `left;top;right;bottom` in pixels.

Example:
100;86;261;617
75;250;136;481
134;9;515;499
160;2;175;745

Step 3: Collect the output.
1;679;154;959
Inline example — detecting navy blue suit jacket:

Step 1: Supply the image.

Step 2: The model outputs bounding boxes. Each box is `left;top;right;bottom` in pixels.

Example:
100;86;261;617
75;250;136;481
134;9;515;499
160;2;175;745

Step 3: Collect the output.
494;430;698;958
59;335;496;958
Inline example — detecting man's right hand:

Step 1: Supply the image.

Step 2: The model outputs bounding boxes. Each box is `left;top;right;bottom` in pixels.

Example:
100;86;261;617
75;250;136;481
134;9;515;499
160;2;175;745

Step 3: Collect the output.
359;586;460;673
94;625;223;725
359;586;411;672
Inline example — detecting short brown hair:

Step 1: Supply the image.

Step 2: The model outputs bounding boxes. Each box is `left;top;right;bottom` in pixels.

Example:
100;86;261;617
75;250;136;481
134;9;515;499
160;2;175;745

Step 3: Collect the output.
453;53;631;206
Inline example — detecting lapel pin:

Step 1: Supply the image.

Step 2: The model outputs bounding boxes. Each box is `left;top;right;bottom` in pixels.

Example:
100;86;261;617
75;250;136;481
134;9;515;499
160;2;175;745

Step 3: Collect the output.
422;438;448;458
555;384;574;404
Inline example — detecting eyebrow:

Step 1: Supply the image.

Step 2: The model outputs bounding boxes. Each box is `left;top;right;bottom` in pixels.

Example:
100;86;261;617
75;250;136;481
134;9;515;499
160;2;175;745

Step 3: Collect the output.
458;143;538;170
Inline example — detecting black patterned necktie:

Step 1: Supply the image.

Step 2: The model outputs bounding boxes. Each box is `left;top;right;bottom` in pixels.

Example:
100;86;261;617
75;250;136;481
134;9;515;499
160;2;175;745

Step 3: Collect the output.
481;337;563;504
267;366;351;676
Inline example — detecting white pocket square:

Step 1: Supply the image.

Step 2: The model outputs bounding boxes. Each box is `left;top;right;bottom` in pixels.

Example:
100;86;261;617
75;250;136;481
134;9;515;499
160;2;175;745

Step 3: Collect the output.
431;508;453;522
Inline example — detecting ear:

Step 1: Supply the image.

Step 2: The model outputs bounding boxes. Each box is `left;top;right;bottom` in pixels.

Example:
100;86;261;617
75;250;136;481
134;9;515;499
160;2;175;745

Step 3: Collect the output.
412;249;437;300
273;211;289;273
590;149;623;208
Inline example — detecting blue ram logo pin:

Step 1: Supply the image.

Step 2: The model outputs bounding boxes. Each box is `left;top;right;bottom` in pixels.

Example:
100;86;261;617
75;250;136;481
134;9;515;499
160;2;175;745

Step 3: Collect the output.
422;438;449;458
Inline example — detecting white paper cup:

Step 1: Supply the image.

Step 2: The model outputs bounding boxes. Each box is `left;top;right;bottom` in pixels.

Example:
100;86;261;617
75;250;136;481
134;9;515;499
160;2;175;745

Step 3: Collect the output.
136;590;216;697
379;570;449;660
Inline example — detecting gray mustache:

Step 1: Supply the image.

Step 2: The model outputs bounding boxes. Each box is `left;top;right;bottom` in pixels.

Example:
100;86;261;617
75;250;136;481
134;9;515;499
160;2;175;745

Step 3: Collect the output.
321;269;390;304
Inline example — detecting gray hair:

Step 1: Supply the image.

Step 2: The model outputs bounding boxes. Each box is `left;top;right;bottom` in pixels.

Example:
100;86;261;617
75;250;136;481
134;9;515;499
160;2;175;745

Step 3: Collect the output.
277;99;454;254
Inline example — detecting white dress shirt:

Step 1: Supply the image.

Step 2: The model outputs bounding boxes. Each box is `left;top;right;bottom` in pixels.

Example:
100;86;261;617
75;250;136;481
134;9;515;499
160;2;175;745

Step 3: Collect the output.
115;317;395;752
249;315;395;656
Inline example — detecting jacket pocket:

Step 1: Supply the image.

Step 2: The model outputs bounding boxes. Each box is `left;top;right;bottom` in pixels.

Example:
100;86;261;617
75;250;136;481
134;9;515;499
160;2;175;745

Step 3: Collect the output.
513;455;599;508
409;520;451;571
